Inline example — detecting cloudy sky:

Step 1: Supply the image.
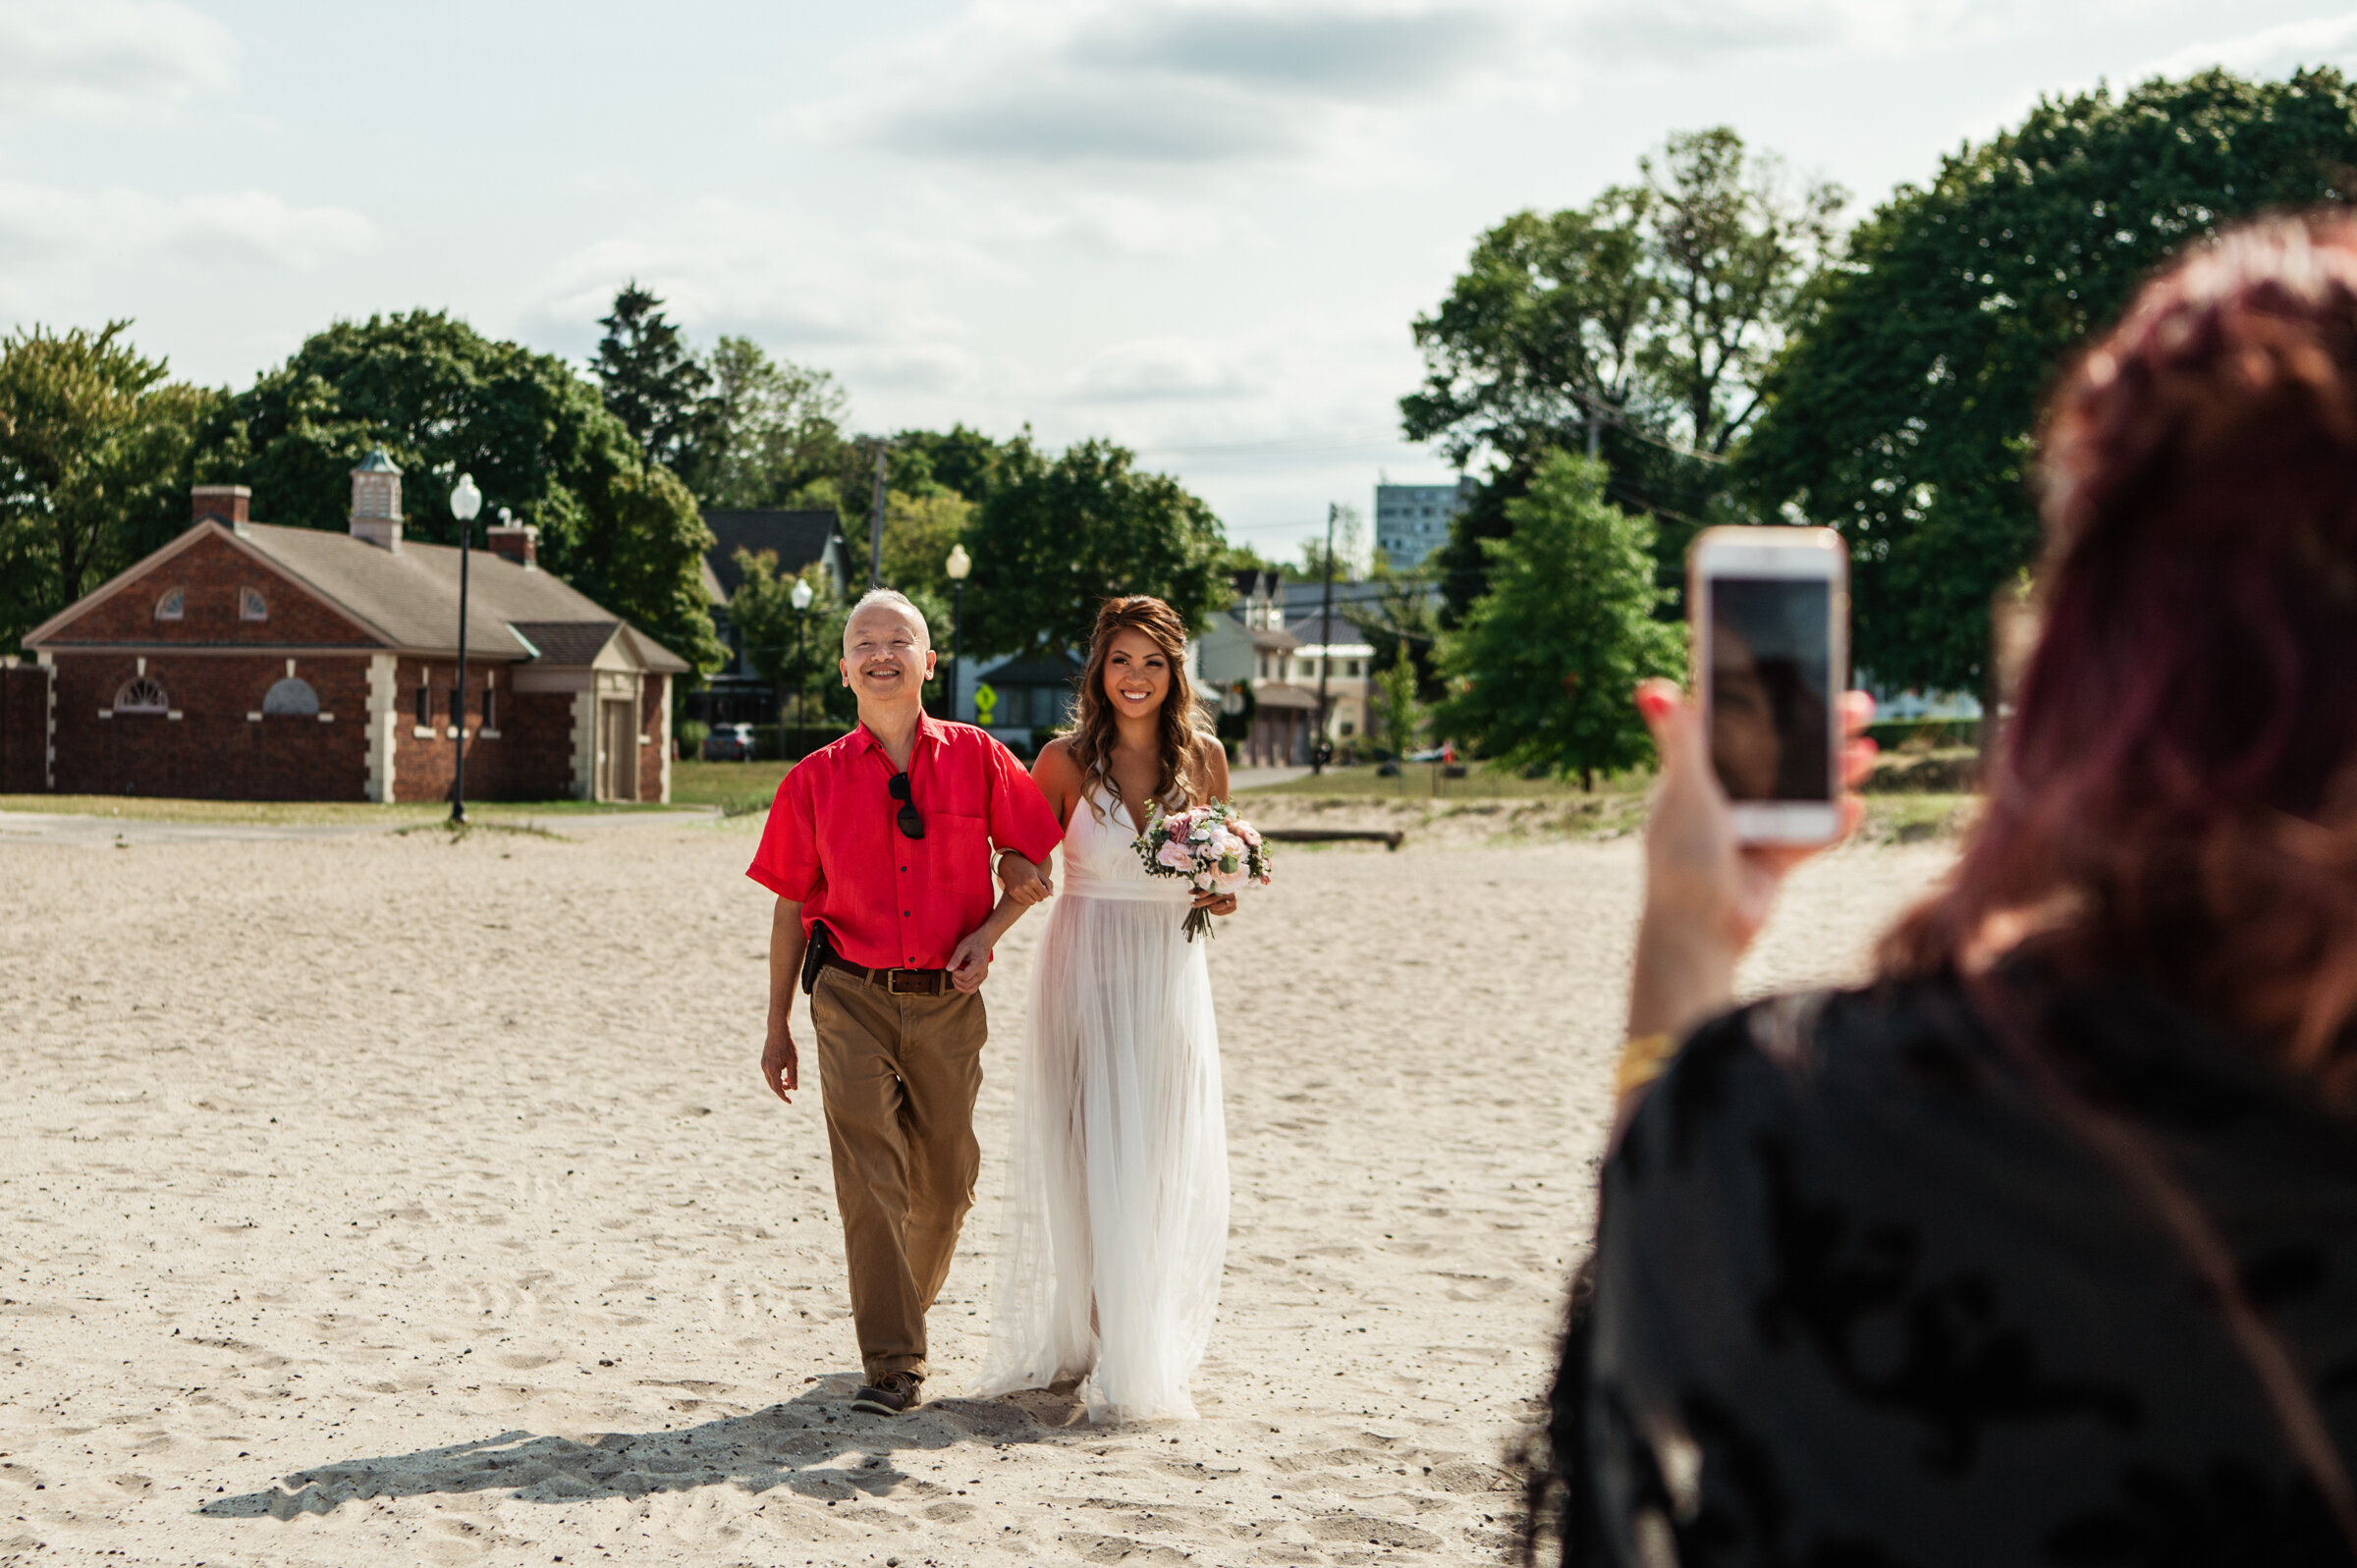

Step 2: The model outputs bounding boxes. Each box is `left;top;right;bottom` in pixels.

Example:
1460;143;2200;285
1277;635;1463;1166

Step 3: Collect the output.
4;0;2354;559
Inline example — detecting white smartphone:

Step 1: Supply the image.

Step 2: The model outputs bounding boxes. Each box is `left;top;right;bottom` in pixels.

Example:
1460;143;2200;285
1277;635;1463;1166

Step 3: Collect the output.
1689;526;1849;845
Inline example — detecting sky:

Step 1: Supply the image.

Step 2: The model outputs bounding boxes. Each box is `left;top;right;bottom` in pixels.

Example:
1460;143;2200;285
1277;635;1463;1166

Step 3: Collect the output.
4;0;2356;564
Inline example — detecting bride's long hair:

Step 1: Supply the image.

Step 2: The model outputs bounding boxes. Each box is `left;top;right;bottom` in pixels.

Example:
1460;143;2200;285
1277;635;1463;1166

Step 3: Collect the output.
1066;595;1212;817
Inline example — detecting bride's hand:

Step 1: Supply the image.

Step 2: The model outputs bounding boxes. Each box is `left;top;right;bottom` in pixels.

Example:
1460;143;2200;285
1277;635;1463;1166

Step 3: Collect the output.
1190;890;1238;917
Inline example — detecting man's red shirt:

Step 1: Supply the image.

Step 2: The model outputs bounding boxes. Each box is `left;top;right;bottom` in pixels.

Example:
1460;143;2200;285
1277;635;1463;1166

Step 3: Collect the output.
745;715;1064;971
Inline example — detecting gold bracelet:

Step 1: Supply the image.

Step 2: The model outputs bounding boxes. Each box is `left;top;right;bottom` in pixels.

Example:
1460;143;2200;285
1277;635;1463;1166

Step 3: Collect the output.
1615;1032;1677;1100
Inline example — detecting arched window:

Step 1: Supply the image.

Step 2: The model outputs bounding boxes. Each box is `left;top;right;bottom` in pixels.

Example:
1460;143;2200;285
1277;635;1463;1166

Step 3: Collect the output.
154;588;184;622
115;676;168;713
262;677;318;716
240;587;268;622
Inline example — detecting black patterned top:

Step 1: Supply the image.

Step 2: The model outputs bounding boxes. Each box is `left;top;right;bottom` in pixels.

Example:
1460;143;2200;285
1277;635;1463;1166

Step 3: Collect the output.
1573;971;2357;1567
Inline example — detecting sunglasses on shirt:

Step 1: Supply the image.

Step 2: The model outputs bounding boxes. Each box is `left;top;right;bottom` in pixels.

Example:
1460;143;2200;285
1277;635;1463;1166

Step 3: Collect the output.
888;772;924;839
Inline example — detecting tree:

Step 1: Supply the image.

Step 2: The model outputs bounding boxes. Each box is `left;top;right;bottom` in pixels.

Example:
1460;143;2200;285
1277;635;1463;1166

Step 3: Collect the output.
1374;639;1423;758
206;309;723;672
892;424;1011;506
0;322;221;651
880;490;974;604
1739;68;2357;692
1433;452;1682;787
592;282;713;473
959;436;1228;659
1405;129;1840;618
687;336;847;509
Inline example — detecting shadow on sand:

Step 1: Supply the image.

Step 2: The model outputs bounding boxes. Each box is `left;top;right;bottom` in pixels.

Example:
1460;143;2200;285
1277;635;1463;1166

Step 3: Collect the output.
198;1374;1088;1521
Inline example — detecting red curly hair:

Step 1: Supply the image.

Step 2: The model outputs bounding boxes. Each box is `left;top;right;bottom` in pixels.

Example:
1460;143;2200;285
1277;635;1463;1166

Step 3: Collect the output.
1883;210;2357;1100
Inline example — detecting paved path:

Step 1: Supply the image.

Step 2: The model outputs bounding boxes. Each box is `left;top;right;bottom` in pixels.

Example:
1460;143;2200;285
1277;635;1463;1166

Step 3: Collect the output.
1228;764;1311;790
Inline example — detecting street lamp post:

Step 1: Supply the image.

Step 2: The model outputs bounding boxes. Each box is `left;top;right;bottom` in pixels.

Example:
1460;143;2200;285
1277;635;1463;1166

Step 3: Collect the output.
449;473;483;823
789;575;814;756
944;543;972;722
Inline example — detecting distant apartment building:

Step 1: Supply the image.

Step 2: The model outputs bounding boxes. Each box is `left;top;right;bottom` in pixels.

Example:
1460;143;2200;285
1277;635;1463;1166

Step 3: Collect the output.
1375;478;1475;571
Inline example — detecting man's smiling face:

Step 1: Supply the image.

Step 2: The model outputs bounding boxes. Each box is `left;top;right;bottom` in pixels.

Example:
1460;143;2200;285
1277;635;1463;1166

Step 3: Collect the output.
841;600;936;709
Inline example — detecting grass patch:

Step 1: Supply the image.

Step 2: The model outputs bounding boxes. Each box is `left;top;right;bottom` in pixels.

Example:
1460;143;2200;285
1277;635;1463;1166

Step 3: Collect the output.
672;759;791;815
392;818;575;842
1857;793;1978;844
1237;761;1649;802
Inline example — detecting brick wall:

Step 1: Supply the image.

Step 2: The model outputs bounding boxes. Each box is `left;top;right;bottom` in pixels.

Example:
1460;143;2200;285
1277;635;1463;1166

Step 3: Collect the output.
46;532;375;648
0;662;52;792
49;653;371;799
502;689;579;799
385;658;587;803
638;675;669;803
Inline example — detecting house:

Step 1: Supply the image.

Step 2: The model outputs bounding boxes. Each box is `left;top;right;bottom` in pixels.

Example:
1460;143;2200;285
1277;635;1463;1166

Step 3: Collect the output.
1283;610;1376;747
1193;570;1319;766
0;454;688;803
691;508;852;728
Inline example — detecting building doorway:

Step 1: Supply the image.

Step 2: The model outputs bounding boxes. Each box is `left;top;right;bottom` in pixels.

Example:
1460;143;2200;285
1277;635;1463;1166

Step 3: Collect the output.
599;698;637;801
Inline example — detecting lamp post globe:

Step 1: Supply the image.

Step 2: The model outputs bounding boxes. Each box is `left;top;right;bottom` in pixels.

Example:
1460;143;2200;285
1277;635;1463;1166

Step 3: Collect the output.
944;544;972;723
449;472;482;824
788;575;814;756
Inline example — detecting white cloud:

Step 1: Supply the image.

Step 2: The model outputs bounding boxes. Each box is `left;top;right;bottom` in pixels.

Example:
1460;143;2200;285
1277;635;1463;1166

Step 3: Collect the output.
0;0;237;121
831;0;2083;174
2137;14;2357;82
1073;335;1269;401
0;181;373;269
525;197;988;410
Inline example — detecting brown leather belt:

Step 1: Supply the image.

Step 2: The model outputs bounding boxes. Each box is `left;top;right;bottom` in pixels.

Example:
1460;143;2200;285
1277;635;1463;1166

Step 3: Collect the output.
820;952;956;997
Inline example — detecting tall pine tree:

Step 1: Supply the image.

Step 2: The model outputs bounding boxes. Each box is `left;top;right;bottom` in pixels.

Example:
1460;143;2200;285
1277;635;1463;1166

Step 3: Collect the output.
592;282;713;473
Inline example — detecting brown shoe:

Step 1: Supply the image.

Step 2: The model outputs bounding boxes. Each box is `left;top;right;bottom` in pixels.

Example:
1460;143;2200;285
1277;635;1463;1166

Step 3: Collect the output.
850;1371;922;1415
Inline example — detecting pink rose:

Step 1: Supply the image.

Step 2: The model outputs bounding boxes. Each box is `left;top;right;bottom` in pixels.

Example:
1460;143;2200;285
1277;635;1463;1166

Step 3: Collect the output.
1156;839;1198;872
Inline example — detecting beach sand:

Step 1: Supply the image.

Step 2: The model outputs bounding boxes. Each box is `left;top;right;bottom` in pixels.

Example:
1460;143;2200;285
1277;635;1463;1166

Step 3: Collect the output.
0;816;1948;1566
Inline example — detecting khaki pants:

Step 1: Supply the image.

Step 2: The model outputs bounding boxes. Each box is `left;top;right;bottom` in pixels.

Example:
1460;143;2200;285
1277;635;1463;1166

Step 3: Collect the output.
809;965;988;1382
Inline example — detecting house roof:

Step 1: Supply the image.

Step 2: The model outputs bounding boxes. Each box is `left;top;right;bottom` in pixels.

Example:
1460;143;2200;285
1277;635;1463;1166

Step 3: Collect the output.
702;510;843;602
25;518;689;673
1253;681;1323;710
1285;611;1375;650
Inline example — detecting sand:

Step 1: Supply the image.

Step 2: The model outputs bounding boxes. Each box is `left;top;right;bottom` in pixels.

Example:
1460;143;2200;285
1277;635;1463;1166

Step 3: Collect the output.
0;815;1949;1567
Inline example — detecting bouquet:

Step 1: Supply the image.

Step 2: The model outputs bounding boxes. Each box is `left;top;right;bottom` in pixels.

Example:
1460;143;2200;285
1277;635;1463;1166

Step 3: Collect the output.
1132;798;1275;942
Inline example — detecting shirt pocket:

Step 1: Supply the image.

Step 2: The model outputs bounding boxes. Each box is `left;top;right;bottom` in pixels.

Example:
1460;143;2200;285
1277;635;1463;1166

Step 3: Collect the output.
932;810;990;861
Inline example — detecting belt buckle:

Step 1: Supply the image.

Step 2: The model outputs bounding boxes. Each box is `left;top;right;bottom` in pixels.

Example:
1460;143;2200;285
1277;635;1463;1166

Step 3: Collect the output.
886;968;925;995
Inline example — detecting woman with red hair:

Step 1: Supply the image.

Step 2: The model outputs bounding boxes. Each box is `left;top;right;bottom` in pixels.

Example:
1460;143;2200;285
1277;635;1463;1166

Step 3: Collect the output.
1532;213;2357;1564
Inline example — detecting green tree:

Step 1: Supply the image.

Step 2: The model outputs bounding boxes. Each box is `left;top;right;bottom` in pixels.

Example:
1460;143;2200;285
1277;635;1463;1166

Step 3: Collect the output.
1375;639;1423;758
0;322;222;651
1406;129;1840;620
206;309;723;672
592;282;713;473
1433;452;1682;788
891;424;1012;505
688;336;847;509
1739;68;2357;692
880;490;974;604
959;436;1228;659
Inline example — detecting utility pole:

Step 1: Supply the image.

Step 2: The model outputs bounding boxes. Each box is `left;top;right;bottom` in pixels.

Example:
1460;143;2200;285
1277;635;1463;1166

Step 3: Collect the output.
1312;501;1337;777
866;444;888;591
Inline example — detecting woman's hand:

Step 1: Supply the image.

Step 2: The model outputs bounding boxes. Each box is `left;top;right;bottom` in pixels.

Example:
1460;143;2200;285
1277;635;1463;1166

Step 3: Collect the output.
1190;889;1239;917
1624;678;1877;1043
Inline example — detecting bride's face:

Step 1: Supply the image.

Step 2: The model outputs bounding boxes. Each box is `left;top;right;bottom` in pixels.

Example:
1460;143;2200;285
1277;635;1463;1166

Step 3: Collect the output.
1102;628;1172;722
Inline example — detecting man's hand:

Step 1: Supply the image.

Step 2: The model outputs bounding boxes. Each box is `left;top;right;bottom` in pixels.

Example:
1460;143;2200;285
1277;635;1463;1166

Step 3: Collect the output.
761;1020;799;1104
947;929;994;993
998;850;1053;906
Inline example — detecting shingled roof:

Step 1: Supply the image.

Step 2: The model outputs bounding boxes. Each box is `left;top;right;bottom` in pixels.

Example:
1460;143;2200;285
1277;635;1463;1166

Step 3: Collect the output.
702;510;845;602
25;519;689;674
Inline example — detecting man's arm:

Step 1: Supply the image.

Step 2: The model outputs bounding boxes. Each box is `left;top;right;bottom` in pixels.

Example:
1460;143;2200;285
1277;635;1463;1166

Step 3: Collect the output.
946;891;1031;993
762;896;807;1104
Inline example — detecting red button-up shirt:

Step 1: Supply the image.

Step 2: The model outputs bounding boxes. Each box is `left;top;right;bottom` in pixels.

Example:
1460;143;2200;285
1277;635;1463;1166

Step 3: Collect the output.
745;715;1064;971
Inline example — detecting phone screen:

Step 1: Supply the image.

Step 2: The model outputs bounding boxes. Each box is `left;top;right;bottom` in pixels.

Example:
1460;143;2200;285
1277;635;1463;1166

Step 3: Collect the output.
1709;577;1834;802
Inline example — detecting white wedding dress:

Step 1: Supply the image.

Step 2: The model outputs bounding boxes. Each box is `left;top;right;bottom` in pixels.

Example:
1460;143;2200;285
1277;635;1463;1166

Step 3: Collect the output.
978;782;1231;1423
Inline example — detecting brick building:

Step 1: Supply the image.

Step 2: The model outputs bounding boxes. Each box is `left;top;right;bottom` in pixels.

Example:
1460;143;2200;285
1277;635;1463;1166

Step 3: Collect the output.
0;452;688;803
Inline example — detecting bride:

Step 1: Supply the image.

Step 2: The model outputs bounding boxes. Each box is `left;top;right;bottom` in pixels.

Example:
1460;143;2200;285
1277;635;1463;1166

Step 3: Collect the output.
977;595;1237;1422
